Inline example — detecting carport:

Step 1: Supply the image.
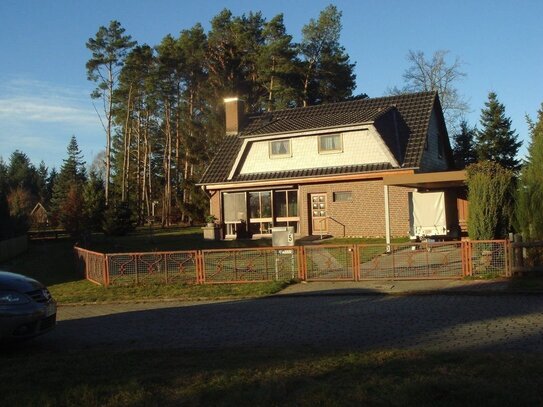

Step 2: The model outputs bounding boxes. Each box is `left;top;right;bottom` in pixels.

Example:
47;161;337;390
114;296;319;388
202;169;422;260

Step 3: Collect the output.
382;170;468;246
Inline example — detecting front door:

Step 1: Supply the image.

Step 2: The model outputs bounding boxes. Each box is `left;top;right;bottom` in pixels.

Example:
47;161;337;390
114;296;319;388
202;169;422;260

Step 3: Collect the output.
310;193;328;235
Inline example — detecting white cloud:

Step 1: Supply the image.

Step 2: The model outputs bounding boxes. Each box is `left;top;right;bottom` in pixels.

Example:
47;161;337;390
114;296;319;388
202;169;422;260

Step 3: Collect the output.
0;77;99;127
0;98;97;124
0;76;104;168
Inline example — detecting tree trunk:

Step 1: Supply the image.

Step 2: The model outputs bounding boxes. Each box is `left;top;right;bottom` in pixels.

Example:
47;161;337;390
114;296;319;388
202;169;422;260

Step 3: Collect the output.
121;84;133;202
105;63;114;205
268;56;276;111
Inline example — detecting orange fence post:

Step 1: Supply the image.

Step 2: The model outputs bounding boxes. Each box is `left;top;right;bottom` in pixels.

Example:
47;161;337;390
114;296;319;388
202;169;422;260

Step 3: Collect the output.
505;240;511;277
198;251;205;284
352;245;359;281
463;242;468;277
195;251;200;284
103;254;109;287
468;242;473;276
298;246;306;281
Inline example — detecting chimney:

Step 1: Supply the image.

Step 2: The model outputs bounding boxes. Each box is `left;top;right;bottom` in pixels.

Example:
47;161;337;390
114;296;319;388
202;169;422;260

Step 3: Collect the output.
224;97;245;135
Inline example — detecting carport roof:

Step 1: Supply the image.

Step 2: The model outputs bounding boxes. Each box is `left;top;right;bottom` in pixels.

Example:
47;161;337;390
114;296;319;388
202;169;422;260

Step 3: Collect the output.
383;170;466;189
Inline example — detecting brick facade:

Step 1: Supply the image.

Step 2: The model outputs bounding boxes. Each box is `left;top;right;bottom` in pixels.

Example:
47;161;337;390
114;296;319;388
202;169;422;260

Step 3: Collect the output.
209;191;221;222
300;180;413;238
210;179;413;239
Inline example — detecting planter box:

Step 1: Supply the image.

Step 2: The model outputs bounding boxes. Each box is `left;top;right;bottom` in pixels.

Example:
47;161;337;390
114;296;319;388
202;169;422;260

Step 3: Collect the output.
202;226;220;240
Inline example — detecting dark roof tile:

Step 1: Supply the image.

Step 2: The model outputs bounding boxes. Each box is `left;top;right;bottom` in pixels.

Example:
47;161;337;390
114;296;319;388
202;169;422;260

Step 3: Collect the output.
231;163;393;182
200;91;439;185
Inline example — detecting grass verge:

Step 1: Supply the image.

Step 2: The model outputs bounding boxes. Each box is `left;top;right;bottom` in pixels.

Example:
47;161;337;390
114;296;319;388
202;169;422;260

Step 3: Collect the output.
2;347;543;406
0;235;290;304
49;280;291;304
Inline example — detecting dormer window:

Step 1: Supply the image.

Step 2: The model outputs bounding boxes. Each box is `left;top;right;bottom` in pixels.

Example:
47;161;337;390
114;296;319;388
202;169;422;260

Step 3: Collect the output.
318;134;342;154
269;139;291;158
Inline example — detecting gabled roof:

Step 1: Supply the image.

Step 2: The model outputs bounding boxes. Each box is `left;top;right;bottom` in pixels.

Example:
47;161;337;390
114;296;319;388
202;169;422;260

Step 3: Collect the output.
30;202;48;216
200;91;441;185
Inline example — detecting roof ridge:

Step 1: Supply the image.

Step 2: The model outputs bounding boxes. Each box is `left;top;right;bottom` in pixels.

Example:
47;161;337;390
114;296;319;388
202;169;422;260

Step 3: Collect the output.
245;90;436;118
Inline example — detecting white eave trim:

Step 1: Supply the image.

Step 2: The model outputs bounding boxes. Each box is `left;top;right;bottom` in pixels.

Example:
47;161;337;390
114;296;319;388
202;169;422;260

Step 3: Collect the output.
205;168;415;191
227;138;249;180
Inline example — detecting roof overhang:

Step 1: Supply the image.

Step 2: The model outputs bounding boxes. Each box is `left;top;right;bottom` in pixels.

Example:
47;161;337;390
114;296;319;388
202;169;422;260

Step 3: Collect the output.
383;170;466;189
203;168;415;191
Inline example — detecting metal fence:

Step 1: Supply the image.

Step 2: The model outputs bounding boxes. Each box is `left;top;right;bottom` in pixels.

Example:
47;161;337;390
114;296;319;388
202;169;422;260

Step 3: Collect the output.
74;247;107;285
74;239;512;287
359;241;464;280
465;240;509;278
106;251;199;286
304;245;356;281
201;247;301;283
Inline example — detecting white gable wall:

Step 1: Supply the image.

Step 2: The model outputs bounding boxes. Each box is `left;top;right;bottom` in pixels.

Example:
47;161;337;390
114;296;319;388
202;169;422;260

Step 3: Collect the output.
237;127;398;175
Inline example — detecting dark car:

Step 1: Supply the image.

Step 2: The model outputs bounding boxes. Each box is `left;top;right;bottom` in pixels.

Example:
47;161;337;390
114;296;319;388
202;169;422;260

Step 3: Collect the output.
0;271;57;341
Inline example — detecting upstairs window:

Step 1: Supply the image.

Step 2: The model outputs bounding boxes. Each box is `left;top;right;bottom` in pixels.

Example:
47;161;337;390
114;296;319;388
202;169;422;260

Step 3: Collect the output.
269;139;291;158
318;134;342;154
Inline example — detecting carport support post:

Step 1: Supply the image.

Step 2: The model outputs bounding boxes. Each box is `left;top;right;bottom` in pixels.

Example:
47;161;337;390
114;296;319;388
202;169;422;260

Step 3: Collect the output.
384;185;391;253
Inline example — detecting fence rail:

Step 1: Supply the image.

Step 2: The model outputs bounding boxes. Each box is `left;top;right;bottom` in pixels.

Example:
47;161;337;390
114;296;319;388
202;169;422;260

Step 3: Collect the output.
74;239;512;287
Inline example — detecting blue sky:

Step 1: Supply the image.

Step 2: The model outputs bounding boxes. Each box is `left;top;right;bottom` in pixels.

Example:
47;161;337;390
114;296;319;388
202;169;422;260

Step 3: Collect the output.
1;0;542;170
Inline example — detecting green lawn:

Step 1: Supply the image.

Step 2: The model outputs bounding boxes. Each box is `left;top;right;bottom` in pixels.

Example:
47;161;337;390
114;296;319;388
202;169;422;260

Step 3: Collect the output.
2;347;543;406
1;227;401;304
87;225;273;253
0;229;291;304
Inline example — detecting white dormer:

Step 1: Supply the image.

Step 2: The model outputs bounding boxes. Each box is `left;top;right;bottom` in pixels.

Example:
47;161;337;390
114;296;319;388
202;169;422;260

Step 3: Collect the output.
231;125;399;177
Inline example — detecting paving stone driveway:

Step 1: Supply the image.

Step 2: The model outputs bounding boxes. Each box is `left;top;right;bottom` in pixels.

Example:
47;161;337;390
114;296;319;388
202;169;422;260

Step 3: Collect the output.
32;293;543;353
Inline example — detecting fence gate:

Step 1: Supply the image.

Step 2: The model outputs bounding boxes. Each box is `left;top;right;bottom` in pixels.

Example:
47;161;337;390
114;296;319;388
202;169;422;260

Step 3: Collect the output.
358;242;464;280
304;245;357;281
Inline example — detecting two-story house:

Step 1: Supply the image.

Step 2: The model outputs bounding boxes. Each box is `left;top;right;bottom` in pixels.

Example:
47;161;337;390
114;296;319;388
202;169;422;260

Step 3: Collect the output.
199;91;465;240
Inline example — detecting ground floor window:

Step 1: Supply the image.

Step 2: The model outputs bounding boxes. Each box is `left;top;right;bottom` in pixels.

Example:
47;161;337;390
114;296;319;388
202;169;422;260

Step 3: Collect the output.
223;192;246;238
222;189;299;237
249;191;273;235
274;190;299;233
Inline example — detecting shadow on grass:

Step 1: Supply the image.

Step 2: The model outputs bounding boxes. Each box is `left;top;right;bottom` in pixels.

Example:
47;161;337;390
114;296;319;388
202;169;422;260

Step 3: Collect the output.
0;237;80;286
0;227;276;287
3;339;543;405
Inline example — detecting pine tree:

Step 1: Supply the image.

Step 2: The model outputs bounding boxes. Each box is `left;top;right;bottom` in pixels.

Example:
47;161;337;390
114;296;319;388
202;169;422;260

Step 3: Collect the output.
59;184;85;238
0;157;8;202
298;5;356;106
83;169;106;232
258;14;297;111
452;120;477;169
516;103;543;240
7;150;38;197
476;92;522;170
0;157;11;238
46;167;57;208
51;136;87;224
36;161;49;205
86;20;136;205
